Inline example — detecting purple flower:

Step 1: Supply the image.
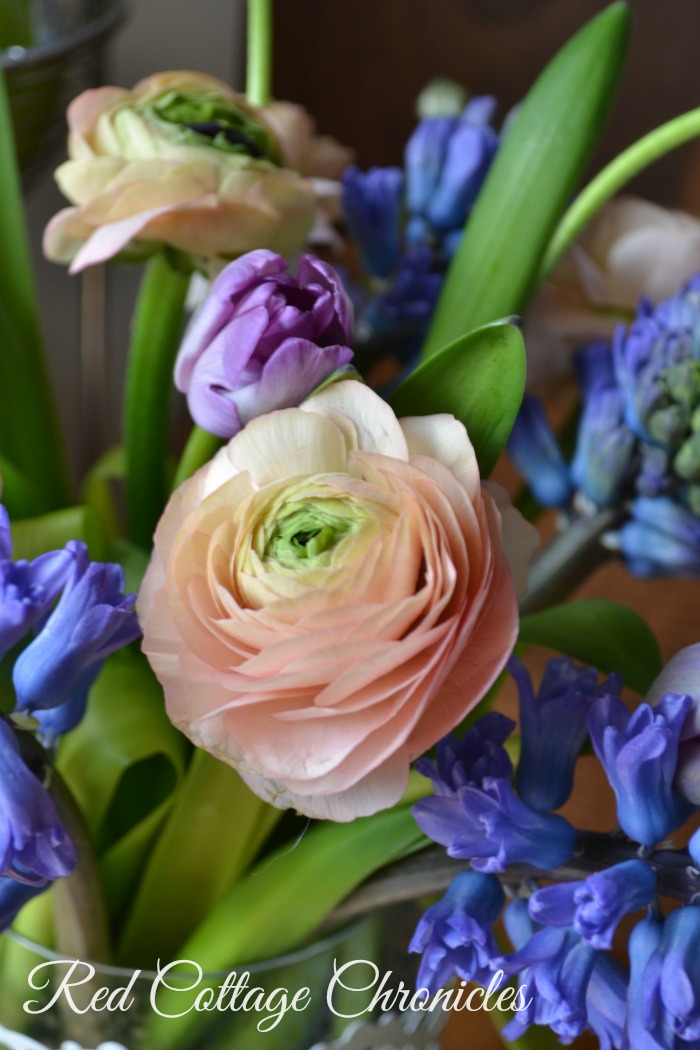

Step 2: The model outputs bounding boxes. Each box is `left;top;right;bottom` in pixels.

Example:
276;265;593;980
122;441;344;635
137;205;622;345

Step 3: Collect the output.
414;711;515;795
645;642;700;805
499;924;598;1043
13;542;139;731
612;497;700;576
589;692;692;847
510;655;620;812
586;955;629;1050
405;99;498;235
623;914;665;1050
506;396;573;508
570;384;636;508
175;250;355;438
528;859;656;949
409;871;504;993
0;718;75;884
341;166;404;278
0;508;74;661
643;906;700;1049
413;775;576;874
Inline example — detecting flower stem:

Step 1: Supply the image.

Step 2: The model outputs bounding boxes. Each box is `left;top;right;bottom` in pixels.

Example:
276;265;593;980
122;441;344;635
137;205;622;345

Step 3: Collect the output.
123;253;189;549
246;0;273;106
172;426;222;491
328;833;700;927
539;106;700;280
518;507;621;616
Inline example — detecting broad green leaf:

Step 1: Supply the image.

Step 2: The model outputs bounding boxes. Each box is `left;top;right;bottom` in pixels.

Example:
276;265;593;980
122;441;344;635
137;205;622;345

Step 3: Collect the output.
81;444;125;546
11;505;105;560
422;2;630;357
147;806;426;1049
519;599;663;695
0;66;69;508
0;451;44;518
116;750;281;968
57;650;188;840
100;800;176;925
389;320;525;476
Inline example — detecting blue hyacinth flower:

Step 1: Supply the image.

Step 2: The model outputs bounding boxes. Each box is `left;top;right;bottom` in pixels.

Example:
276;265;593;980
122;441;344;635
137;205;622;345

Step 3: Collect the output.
643;906;700;1049
506;397;573;508
613;497;700;576
414;711;515;795
510;655;621;812
341;165;404;278
13;541;139;726
589;692;692;847
0;718;75;884
528;859;656;949
409;871;504;993
412;775;576;874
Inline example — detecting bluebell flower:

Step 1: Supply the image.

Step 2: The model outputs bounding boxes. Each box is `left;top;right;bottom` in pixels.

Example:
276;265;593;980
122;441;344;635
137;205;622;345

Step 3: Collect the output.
528;859;656;949
0;875;49;933
412;775;576;873
586;955;629;1050
414;711;514;795
612;497;700;576
506;397;573;508
499;924;598;1043
0;510;74;660
623;913;665;1050
13;542;139;726
0;718;75;883
643;906;700;1048
408;871;504;993
589;692;692;847
341;165;404;279
510;655;621;812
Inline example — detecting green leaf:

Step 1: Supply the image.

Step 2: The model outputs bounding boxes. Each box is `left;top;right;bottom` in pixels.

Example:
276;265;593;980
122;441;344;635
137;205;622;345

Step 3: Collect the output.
116;750;281;968
0;66;69;508
57;650;188;840
389;320;525;476
11;505;105;560
171;425;222;491
81;445;125;546
147;805;426;1049
519;598;663;695
421;2;630;357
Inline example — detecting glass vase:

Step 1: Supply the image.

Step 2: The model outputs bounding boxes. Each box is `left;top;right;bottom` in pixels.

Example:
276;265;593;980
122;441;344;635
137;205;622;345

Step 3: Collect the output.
0;918;377;1050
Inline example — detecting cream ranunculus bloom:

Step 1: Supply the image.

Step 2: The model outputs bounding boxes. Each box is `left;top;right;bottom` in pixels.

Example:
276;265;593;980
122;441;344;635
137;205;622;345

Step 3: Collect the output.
138;382;536;821
43;72;334;274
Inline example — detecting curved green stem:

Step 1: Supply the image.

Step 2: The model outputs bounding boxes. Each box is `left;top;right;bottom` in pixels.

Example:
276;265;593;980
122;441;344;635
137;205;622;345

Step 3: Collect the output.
172;426;222;491
123;254;189;549
246;0;273;106
540;106;700;280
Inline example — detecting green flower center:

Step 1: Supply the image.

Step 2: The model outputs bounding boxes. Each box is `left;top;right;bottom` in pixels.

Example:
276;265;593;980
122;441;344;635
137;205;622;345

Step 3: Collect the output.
146;90;281;163
263;502;360;569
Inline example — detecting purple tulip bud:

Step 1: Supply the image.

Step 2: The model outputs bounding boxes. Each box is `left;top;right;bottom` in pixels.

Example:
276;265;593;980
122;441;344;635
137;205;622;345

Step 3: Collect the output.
175;249;355;438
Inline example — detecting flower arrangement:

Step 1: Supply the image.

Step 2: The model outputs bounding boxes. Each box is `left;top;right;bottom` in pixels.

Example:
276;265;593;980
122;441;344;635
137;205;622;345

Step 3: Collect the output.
1;2;700;1049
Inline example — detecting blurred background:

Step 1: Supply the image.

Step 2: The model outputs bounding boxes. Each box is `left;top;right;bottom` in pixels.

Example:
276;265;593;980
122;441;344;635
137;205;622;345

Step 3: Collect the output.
5;0;700;473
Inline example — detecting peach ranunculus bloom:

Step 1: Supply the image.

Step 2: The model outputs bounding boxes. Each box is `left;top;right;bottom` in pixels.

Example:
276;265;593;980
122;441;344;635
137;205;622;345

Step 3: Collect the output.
526;196;700;385
43;72;350;275
138;381;537;822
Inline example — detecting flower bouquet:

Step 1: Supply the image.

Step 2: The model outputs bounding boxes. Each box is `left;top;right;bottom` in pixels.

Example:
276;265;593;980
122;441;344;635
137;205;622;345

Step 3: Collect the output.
1;2;700;1049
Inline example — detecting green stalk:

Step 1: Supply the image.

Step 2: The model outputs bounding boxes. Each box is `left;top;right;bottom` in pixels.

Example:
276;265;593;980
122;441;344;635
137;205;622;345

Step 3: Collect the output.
171;425;222;490
540;106;700;280
0;67;69;509
246;0;273;106
123;253;189;549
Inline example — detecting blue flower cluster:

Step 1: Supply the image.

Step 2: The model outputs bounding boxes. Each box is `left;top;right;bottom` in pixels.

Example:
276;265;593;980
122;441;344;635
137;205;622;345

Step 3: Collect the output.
410;654;700;1047
341;93;499;371
508;276;700;575
0;505;139;932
